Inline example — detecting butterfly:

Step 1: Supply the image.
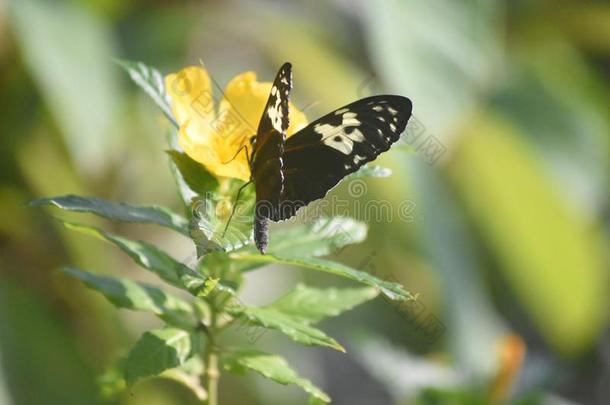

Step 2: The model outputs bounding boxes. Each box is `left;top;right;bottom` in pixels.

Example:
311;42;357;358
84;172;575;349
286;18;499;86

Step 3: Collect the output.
228;62;412;254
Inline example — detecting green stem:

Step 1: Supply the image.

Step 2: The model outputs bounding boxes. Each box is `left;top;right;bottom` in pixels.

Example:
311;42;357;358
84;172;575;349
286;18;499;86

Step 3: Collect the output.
203;309;219;405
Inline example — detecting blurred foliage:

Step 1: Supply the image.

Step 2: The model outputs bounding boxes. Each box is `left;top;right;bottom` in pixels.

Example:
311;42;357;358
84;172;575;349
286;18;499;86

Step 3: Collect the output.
1;0;609;404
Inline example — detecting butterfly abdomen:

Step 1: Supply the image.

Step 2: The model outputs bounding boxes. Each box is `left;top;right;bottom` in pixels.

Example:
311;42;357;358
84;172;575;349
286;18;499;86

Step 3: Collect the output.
253;205;269;254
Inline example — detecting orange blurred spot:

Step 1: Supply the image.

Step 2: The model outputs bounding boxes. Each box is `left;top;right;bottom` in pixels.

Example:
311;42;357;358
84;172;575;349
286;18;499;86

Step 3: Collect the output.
489;334;526;404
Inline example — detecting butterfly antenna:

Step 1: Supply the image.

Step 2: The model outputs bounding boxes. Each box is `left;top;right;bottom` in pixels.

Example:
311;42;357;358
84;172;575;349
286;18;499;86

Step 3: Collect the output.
222;180;252;238
301;99;322;114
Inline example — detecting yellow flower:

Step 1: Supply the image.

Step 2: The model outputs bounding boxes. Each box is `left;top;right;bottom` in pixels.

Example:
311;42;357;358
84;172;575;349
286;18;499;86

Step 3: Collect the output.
165;66;308;182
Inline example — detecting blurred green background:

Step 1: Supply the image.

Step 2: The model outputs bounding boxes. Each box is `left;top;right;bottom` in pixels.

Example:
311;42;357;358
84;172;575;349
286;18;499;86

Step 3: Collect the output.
1;0;609;404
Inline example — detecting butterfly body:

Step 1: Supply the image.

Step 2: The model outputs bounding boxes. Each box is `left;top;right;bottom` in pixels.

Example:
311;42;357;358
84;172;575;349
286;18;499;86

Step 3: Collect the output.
248;63;412;253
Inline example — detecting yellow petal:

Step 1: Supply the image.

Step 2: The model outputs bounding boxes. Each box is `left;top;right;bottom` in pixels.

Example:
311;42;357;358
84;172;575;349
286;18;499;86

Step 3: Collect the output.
218;71;308;137
214;71;309;172
165;66;242;179
165;66;216;130
166;67;308;183
287;107;308;137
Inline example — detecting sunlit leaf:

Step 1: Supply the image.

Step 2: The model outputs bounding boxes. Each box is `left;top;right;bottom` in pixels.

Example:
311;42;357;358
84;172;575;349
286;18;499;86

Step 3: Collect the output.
231;253;412;302
268;283;378;324
226;305;344;352
189;181;255;256
160;358;207;401
266;217;368;258
61;267;195;328
124;328;193;386
115;59;178;127
222;349;330;403
29;195;189;236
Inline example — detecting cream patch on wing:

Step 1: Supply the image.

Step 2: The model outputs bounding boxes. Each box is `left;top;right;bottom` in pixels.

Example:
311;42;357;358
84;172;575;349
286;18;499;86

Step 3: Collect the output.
316;111;364;154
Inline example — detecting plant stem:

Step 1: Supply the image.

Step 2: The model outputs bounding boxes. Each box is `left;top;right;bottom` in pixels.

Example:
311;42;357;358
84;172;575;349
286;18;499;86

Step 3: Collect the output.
203;309;220;405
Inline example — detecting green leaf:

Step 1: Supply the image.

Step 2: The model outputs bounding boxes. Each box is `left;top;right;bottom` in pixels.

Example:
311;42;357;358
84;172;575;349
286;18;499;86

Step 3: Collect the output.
166;150;219;195
231;254;412;302
308;398;328;405
124;328;193;387
268;283;378;324
222;350;330;403
268;216;368;257
226;305;344;352
348;165;392;179
232;216;368;274
59;221;211;296
61;267;194;328
189;181;255;255
223;284;376;351
115;59;178;127
29;195;189;236
160;357;206;401
164;130;198;207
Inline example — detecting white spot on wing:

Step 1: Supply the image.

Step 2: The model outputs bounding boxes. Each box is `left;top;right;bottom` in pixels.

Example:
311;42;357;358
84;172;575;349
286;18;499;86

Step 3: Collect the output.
349;128;365;142
354;155;366;164
342;112;360;127
314;123;336;137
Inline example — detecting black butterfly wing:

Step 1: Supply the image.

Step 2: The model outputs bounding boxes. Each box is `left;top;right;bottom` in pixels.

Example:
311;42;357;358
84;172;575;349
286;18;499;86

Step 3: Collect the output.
272;95;412;221
250;62;292;252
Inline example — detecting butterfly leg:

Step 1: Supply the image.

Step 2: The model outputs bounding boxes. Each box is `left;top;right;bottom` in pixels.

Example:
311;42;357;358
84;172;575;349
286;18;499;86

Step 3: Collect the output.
221;180;252;237
221;138;254;166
